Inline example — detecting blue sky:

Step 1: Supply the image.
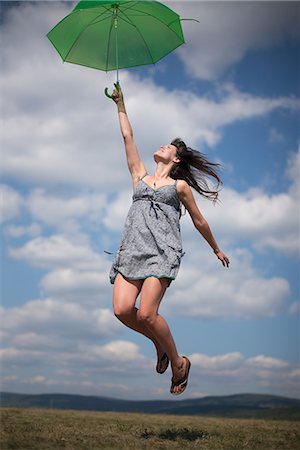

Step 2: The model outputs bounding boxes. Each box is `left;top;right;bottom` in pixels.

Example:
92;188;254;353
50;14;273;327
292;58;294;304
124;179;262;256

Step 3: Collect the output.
1;1;299;400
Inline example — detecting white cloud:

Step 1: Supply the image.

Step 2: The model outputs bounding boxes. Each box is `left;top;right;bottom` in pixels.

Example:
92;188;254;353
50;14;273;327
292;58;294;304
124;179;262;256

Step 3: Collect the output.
190;352;244;372
0;184;23;223
4;222;41;238
27;189;107;230
286;148;300;192
268;128;285;144
7;232;292;321
5;147;298;322
172;1;300;80
181;148;300;256
288;368;300;380
188;350;299;398
246;355;289;370
7;233;112;301
210;187;298;255
4;72;298;190
0;348;44;364
1;2;128;189
163;247;290;320
39;268;109;304
2;340;299;399
1;1;298;401
87;340;145;364
8;234;107;270
1;298;120;343
1;3;299;191
288;301;299;316
100;148;300;257
102;189;132;231
6;189;294;319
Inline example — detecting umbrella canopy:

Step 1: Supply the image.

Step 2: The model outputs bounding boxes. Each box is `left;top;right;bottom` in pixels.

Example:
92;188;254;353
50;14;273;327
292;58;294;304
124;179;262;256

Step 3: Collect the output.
47;0;185;73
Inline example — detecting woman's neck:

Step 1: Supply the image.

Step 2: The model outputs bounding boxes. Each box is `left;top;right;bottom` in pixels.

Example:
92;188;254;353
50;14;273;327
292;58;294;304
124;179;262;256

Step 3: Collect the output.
153;162;173;180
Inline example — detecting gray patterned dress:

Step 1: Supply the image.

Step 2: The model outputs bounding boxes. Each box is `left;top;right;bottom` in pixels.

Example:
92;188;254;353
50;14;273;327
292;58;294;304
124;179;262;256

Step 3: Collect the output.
109;175;184;286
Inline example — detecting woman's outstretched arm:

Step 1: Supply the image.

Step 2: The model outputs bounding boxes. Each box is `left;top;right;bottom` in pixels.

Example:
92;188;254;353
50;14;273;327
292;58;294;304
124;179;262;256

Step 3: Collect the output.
177;180;229;267
112;86;146;185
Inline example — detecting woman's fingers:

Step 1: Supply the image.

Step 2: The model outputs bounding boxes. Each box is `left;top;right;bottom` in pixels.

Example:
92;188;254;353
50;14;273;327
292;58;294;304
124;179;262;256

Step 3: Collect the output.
217;252;230;268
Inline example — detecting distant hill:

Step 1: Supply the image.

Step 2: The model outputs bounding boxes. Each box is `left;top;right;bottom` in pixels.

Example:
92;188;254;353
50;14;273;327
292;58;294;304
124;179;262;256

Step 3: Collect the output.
1;392;299;420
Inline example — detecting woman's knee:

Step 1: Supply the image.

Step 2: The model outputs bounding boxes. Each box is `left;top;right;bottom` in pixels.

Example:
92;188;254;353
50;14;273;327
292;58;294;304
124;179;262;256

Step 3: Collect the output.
113;274;141;321
139;310;157;327
113;303;133;321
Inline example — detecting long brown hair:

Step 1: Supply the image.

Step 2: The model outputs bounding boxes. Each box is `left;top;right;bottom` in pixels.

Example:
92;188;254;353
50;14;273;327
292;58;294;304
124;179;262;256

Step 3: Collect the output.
170;138;222;202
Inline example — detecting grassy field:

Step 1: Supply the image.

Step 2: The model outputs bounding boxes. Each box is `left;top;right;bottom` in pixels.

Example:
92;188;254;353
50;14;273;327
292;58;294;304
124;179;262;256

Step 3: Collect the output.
1;407;300;450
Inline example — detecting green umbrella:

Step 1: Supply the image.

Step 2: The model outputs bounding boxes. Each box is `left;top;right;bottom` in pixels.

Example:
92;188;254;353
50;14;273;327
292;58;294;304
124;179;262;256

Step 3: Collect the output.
47;0;185;97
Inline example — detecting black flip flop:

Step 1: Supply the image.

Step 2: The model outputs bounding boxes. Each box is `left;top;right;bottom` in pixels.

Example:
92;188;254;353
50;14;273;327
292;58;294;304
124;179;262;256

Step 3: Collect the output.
156;352;169;374
170;356;191;395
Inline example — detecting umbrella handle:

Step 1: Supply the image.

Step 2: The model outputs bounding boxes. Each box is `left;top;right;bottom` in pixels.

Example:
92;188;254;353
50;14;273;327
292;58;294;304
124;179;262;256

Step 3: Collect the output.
104;82;119;99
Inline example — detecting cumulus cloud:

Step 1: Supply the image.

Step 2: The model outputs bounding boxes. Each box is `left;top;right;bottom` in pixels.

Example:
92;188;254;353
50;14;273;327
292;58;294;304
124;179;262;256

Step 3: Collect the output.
1;1;298;401
1;2;299;191
7;235;113;311
27;189;107;230
1;295;156;398
0;184;23;223
172;1;300;80
7;232;292;320
162;246;290;320
1;298;119;342
102;189;132;231
102;148;300;257
4;223;41;238
1;339;299;398
1;2;127;189
7;233;112;302
288;301;299;317
246;355;289;370
8;234;108;270
188;351;299;398
190;351;244;373
178;148;300;256
40;268;107;295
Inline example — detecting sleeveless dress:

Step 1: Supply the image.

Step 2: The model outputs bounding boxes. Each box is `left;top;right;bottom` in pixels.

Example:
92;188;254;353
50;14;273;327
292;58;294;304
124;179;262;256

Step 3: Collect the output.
109;176;184;286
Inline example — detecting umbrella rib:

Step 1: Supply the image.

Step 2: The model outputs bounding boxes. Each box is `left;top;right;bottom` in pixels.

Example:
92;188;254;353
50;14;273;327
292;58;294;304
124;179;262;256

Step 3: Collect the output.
63;9;111;62
118;10;156;65
125;6;183;41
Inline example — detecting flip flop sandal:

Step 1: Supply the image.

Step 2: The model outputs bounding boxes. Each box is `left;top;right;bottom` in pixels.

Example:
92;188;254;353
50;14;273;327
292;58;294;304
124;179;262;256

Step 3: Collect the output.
170;356;191;395
156;352;169;374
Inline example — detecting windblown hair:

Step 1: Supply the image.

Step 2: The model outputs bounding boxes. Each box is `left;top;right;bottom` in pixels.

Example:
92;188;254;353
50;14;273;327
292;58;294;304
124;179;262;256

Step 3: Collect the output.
170;138;222;202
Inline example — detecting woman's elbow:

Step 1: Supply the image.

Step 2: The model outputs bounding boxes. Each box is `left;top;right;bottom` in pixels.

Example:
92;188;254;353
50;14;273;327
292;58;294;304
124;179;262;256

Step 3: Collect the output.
194;218;208;231
123;131;133;142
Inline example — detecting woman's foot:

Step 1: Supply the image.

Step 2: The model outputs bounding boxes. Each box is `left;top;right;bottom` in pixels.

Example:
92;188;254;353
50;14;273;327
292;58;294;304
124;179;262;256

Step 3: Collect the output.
170;356;191;395
156;352;169;374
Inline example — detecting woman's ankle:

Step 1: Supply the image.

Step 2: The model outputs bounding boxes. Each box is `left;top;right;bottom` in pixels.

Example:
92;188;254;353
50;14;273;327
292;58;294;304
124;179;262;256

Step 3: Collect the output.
171;355;184;369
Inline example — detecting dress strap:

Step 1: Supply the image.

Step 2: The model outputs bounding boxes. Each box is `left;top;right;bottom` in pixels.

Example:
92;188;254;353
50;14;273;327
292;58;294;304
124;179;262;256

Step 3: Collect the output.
140;172;148;180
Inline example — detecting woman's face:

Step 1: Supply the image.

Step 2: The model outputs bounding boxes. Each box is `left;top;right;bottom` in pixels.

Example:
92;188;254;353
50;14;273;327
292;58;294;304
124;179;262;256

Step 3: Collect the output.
153;144;178;164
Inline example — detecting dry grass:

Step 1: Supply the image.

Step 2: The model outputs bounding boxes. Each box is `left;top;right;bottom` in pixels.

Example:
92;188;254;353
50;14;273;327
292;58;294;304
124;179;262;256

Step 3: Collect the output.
1;407;300;450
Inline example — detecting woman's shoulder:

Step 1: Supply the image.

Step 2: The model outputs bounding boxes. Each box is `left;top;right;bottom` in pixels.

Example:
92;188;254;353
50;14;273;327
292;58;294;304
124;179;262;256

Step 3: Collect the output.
175;179;190;192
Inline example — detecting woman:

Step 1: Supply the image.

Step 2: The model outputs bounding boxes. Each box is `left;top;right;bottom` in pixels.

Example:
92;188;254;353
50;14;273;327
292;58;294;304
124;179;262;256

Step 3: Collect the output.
110;85;229;395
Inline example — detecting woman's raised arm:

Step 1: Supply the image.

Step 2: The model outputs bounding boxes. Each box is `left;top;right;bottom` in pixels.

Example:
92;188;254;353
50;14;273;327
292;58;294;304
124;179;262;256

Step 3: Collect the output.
112;86;146;185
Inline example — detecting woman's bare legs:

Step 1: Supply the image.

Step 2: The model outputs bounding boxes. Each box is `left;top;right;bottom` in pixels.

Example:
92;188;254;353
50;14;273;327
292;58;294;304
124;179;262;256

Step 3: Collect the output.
139;277;188;394
113;274;188;394
113;274;166;361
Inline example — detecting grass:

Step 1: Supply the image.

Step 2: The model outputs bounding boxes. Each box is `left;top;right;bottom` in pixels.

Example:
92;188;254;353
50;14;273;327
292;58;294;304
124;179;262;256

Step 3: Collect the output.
1;407;300;450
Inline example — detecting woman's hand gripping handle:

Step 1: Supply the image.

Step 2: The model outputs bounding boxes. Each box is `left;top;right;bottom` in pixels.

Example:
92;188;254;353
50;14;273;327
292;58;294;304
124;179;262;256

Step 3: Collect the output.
110;82;126;114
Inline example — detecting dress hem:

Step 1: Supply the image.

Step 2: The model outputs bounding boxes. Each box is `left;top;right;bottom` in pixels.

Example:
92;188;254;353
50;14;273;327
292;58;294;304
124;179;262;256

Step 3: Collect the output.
110;271;175;286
